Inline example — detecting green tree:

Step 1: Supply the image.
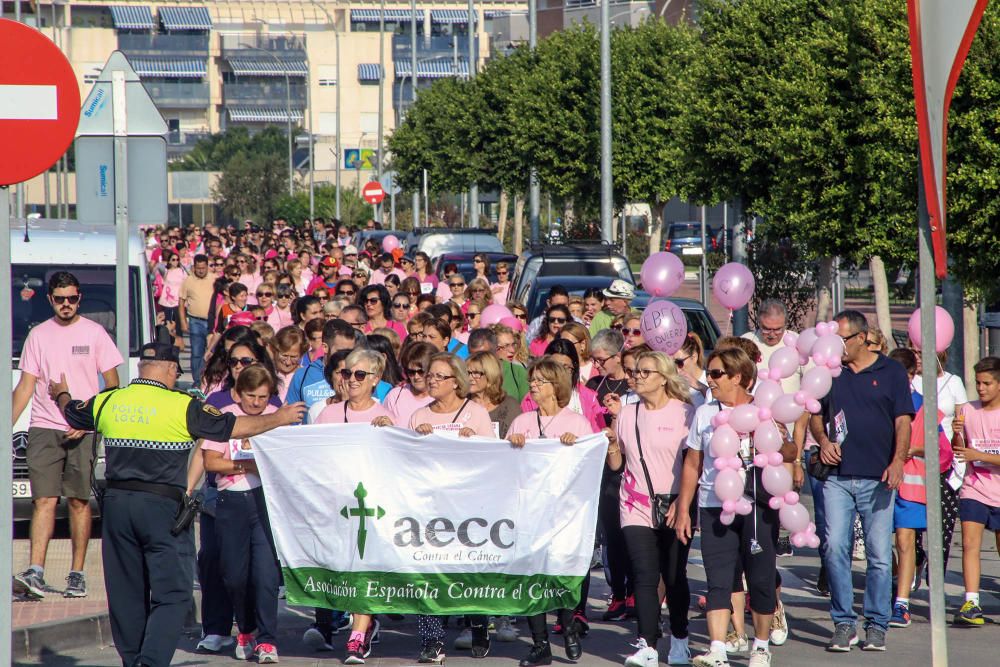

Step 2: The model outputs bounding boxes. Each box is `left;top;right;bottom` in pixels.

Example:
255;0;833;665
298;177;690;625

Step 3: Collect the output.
212;151;286;224
273;185;375;229
170;126;302;171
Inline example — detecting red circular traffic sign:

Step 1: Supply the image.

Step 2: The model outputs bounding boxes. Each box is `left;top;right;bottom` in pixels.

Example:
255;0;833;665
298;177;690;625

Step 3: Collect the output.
362;181;386;205
0;19;81;186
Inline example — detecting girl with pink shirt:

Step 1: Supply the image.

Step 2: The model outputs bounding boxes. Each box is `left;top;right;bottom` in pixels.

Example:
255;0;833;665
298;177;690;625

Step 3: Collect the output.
605;351;695;666
508;358;596;666
200;366;282;664
530;304;571;357
383;342;435;426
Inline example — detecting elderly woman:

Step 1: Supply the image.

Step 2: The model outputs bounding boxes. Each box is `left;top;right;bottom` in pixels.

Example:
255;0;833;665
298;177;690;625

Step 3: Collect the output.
508;358;596;666
267;326;306;402
200;365;283;664
521;339;604;433
618;310;646;350
315;348;392;665
467;351;521;438
674;348;795;667
384;342;436;426
530;304;572;357
604;352;696;667
495;322;529;367
560;321;595;381
409;353;494;662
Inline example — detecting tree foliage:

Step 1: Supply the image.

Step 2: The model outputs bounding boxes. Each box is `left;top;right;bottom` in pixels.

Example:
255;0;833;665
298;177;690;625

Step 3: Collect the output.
272;185;374;229
212;151;287;224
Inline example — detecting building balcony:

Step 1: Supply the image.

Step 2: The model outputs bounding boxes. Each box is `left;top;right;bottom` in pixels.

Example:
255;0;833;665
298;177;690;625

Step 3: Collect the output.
223;81;307;106
145;81;211;109
118;32;210;57
220;33;307;57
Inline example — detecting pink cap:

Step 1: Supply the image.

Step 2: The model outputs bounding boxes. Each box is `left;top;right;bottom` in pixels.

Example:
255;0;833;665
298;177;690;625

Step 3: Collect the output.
228;311;257;328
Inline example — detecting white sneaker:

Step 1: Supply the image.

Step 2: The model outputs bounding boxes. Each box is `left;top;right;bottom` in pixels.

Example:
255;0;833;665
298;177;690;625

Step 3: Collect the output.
724;631;749;655
454;627;473;649
495;617;518;642
668;635;692;665
748;647;772;667
770;602;789;646
852;536;866;561
692;650;730;667
624;638;659;667
196;634;234;653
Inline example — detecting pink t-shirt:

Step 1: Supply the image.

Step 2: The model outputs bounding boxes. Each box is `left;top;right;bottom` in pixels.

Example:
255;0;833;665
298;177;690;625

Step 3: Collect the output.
507;406;594;439
315;400;392;425
617;399;694;529
276;370;296;403
370;268;407;285
19;317;123;430
267;307;294;331
384;385;434;425
158;267;187;308
200;403;277;491
365;319;408;340
492;282;512;306
959;401;1000;507
409;399;494;437
521;384;605;434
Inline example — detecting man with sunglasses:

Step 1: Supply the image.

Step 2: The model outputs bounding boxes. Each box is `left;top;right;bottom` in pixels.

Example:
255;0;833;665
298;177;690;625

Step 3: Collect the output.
11;272;123;600
589;280;636;337
307;256;340;295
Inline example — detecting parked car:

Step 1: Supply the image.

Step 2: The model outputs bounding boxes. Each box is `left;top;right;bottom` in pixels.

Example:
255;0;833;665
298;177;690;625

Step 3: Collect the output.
664;222;718;256
510;243;634;306
434;252;519;284
11;220;156;520
351;229;399;253
403;228;504;260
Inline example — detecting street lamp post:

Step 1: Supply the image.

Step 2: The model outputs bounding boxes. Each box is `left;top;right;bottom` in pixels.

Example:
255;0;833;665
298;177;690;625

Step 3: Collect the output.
599;0;612;243
239;43;294;196
411;0;419;227
467;0;478;228
377;0;387;224
528;0;540;242
304;0;340;219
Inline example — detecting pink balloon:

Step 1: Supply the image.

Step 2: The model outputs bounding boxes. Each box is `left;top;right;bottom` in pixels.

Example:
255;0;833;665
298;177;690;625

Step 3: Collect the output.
779;502;810;533
736;497;754;515
753;380;783;409
640;252;685;298
796;328;819;357
772;393;805;423
794;391;808;406
813;334;845;365
830;365;842;378
812;352;828;367
710;424;740;458
753;421;783;453
711;263;755;310
713;457;729;471
761;464;793;497
757;407;772;422
640;299;688;354
729;404;760;434
498;316;525;332
711;411;730;428
714;468;744;502
768;451;784;466
481;304;514;326
814;322;831;336
807;534;821;549
720;511;736;526
783;330;799;348
806;399;822;414
382;235;400;252
753;453;769;468
791;532;808;549
801;366;833;400
908;306;955;353
798;353;810;366
784;491;800;505
722;500;736;513
769;496;784;510
768;347;800;380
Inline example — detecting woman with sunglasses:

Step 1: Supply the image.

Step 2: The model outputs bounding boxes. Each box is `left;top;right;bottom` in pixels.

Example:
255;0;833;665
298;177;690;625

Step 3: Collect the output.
413;252;438;296
269;287;295;330
206;338;281;411
384;342;435;426
360;284;407;340
560;322;595;381
200;365;284;664
620;311;646;350
409;353;494;662
315;349;392;664
334;278;359;303
400;276;422;305
672;332;708;405
506;301;530;327
391;294;413;324
446;272;468;309
507;357;596;666
604;352;696;667
472;253;491;283
465;278;491;313
467;351;520;438
530;304;572;357
464;299;488;336
674;348;793;667
492;260;513;305
156;249;188;327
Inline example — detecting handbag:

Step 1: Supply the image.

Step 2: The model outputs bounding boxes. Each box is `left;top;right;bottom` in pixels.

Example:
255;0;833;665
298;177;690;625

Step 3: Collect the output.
633;404;675;530
808;382;839;481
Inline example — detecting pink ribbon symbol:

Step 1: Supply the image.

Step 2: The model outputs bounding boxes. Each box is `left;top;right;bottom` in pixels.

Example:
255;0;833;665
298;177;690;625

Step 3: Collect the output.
622;470;649;513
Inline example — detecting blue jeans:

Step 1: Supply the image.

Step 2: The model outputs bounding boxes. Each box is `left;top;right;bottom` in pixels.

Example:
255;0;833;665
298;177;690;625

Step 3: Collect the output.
804;450;828;556
188;316;209;385
823;474;894;630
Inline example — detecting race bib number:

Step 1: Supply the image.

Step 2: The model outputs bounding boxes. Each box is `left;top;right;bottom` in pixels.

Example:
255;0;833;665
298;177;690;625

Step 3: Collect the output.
432;423;462;434
834;410;848;445
230;439;255;460
971;438;1000;472
421;283;434;294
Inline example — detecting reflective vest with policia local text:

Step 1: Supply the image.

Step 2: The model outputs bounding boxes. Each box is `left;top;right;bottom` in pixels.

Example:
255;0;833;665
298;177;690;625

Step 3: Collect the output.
91;379;198;489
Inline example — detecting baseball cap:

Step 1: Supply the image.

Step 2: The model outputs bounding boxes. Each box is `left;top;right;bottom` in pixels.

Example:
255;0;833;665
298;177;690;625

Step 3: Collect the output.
320;256;337;267
344;245;358;255
603;279;636;300
139;342;182;370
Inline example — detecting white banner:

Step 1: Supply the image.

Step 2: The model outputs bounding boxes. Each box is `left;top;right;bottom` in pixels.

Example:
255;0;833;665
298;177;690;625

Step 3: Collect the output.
251;424;607;614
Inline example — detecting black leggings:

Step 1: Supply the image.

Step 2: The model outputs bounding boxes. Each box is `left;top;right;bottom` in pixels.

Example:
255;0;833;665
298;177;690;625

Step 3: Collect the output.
599;470;633;600
525;575;591;642
623;519;694;645
700;506;778;615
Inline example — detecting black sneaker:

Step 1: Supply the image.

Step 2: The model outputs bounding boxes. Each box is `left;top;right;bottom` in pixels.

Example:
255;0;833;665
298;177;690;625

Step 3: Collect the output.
64;572;87;598
563;620;582;662
861;625;886;651
519;641;553;667
418;641;446;664
12;569;46;600
303;624;334;651
470;625;491;659
776;536;793;558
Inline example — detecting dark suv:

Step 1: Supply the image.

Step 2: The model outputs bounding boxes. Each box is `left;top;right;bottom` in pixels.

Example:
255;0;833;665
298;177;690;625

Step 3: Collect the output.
664;222;718;256
510;243;634;306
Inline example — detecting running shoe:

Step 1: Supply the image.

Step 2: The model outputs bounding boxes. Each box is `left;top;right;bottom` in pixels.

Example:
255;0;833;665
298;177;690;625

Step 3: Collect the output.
256;642;279;664
12;569;46;600
624;638;659;667
861;625;886;651
747;647;771;666
775;536;793;558
889;603;911;628
196;634;234;653
64;572;87;598
303;624;334;651
955;600;985;626
826;623;858;652
603;597;629;621
496;616;518;642
625;594;637;618
235;633;256;660
769;601;789;646
418;641;446;664
454;627;473;649
344;638;365;665
519;641;553;667
691;649;729;667
667;635;691;665
724;631;749;655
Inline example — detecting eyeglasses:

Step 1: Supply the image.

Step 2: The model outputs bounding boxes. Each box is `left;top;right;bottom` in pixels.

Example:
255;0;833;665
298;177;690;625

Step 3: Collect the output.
497;342;516;351
405;367;425;377
340;369;375;381
592;355;614;366
256;291;273;298
393;302;410;309
529;378;552;386
316;294;330;301
426;372;455;382
51;294;81;305
839;332;862;342
675;355;692;368
467;310;481;318
621;327;642;337
626;368;660;380
365;297;381;305
471;287;487;293
450;282;465;288
228;357;256;368
548;317;567;324
496;270;508;276
468;370;485;379
515;313;527;321
706;369;728;380
237;259;248;264
474;258;484;263
337;289;356;296
760;326;785;335
227;271;241;277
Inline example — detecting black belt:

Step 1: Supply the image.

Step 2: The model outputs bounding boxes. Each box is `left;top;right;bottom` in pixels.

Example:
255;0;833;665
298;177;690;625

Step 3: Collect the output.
107;479;185;503
188;315;208;320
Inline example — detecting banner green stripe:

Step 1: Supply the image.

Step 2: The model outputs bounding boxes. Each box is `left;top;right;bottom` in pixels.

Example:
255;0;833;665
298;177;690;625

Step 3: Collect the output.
282;567;587;615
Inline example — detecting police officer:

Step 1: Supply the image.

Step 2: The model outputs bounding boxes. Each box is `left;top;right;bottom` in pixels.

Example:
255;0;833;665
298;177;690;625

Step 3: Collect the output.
48;342;305;667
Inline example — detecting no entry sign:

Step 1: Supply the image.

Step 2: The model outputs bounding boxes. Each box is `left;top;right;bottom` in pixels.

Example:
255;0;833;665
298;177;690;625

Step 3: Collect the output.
0;19;81;186
362;181;386;205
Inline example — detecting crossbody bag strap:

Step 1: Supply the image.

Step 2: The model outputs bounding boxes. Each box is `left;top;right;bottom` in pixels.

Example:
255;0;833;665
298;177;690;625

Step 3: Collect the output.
451;398;471;424
633;403;658;502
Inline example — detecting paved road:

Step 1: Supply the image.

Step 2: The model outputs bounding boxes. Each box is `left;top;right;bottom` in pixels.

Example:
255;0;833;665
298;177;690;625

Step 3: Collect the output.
16;536;1000;666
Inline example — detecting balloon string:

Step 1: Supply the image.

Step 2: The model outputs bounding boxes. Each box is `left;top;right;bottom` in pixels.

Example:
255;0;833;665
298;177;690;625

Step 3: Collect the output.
727;309;733;337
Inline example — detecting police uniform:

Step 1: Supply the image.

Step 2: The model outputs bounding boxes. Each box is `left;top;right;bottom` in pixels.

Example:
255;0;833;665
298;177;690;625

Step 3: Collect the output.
63;344;238;667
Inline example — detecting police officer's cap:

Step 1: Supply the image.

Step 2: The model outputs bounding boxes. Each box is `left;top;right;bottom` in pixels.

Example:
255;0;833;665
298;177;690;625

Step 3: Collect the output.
139;342;182;371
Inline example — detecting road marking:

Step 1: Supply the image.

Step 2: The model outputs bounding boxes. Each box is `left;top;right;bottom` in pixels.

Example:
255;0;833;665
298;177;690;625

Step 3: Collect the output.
0;85;57;120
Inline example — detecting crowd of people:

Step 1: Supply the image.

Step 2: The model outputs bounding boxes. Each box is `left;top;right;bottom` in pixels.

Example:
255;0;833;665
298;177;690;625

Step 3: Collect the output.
12;217;1000;667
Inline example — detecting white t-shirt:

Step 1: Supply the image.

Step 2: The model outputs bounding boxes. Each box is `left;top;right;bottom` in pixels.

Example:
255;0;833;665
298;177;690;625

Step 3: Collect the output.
911;372;968;440
685;401;752;509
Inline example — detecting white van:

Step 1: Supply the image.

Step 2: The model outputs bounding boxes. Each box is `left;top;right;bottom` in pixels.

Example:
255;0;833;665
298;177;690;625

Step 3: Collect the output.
10;220;155;519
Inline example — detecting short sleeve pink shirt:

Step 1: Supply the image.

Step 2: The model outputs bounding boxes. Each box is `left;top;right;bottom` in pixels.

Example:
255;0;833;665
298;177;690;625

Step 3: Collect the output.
315;400;392;424
409;399;494;437
960;401;1000;507
384;386;434;426
507;407;594;439
200;403;277;491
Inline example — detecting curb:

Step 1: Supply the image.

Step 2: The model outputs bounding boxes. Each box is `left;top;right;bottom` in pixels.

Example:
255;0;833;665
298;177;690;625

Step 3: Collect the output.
12;612;112;662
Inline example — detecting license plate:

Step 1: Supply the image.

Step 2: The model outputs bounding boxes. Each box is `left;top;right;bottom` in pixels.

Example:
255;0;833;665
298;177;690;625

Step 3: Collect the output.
12;480;31;498
682;247;703;255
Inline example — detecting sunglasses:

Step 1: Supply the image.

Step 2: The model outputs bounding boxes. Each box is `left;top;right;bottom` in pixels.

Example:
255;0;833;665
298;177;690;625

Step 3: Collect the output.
467;311;481;317
51;294;81;305
256;291;273;298
706;369;728;380
496;270;508;276
515;313;527;321
406;367;425;377
468;370;485;379
227;271;241;277
211;262;225;267
228;357;256;368
675;355;691;368
393;302;410;309
276;292;292;299
340;369;375;381
337;290;356;296
450;282;465;288
365;297;381;305
621;327;642;337
548;317;567;324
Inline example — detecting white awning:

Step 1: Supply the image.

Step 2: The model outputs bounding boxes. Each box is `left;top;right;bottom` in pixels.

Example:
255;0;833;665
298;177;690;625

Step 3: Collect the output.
227;57;308;77
394;59;469;79
227;106;304;123
131;58;207;79
430;9;475;24
109;5;154;30
351;9;417;22
159;6;213;31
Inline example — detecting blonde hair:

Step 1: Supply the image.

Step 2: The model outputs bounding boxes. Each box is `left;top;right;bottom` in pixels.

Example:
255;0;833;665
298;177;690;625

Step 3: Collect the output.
560;322;591;361
528;357;572;407
250;321;275;346
467;351;507;405
466;277;492;302
345;348;385;387
270;325;306;356
868;326;889;354
635;351;692;404
429;352;470;398
372;326;402;357
492;322;528;364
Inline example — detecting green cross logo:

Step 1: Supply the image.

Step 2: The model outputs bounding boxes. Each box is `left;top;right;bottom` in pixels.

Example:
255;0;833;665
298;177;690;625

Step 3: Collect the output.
340;482;385;559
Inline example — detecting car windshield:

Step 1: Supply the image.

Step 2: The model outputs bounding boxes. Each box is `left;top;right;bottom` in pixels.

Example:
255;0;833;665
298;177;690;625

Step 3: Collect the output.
669;224;701;238
11;265;144;361
418;234;503;259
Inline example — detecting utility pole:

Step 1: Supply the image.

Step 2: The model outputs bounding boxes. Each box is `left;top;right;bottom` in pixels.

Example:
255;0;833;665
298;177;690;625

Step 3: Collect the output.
599;0;612;243
411;0;419;227
528;0;540;242
377;0;386;223
467;0;478;228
